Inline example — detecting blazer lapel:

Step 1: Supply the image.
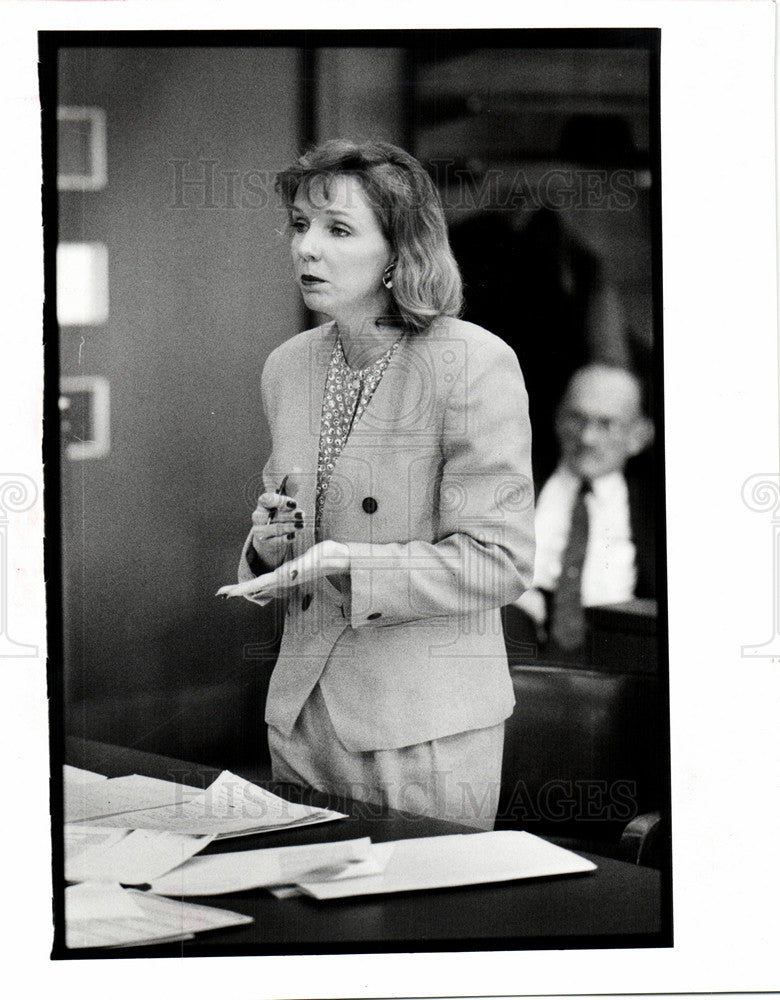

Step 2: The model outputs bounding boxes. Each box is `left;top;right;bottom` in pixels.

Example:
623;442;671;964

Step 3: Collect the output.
286;322;335;518
331;332;413;451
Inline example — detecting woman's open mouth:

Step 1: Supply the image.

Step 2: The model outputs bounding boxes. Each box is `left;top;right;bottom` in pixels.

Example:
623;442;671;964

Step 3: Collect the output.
300;274;326;287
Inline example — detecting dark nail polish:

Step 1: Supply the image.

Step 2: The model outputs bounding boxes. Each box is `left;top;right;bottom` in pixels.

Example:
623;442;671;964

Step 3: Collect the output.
286;500;296;508
217;594;228;600
291;569;298;580
287;533;295;540
295;522;303;529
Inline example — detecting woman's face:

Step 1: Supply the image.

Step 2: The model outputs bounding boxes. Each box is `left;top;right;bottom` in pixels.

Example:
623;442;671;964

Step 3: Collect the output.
289;173;393;326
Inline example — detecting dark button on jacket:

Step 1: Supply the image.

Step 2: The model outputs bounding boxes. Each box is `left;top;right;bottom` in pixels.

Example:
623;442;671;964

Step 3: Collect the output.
362;497;378;514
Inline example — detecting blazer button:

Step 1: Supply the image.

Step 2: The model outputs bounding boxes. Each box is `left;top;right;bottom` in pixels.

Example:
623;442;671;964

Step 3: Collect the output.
301;594;312;612
362;497;378;514
367;612;381;620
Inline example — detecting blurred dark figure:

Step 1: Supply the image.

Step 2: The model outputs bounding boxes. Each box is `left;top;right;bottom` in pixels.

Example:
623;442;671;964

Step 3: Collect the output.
450;206;647;485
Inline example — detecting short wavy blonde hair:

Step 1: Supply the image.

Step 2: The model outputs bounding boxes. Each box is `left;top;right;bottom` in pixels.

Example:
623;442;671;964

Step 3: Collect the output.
275;139;463;333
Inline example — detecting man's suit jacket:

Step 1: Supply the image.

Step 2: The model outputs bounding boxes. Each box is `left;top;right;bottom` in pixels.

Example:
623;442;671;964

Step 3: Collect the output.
238;317;535;752
508;454;657;658
624;453;656;600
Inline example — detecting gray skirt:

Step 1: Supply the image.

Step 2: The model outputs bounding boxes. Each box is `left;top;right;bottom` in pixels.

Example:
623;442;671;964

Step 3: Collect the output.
268;682;505;831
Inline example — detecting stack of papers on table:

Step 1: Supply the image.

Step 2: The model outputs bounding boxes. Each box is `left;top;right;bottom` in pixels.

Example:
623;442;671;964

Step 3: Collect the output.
66;766;346;837
65;882;251;949
62;767;595;946
62;764;345;948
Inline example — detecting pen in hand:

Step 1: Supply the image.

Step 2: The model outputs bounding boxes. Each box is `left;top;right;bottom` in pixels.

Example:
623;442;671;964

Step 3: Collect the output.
217;472;300;601
269;474;290;521
274;475;294;565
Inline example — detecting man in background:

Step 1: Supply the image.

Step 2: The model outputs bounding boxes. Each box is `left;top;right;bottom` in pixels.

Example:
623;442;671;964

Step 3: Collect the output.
513;363;655;663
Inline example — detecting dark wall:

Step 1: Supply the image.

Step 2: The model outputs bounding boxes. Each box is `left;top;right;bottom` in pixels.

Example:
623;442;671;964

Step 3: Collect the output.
411;46;655;484
59;47;303;767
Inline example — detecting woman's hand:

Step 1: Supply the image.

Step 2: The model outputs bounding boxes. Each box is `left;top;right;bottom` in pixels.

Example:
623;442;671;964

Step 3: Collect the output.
217;540;350;603
248;490;305;568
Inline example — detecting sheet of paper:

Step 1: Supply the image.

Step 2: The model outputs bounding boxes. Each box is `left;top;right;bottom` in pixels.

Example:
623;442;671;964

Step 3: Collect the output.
328;840;396;878
266;843;395;898
64;824;129;863
63;764;108;785
267;885;302;899
150;836;377;896
65;771;204;823
65;824;213;885
65;885;252;949
297;830;597;899
269;841;397;898
81;770;346;837
65;881;146;924
103;932;195;948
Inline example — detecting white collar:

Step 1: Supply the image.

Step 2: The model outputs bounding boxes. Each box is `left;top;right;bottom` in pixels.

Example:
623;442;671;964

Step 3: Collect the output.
553;465;627;499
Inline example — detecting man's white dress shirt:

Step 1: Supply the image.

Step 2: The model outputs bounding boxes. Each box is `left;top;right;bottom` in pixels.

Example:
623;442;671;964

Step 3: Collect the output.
524;465;637;616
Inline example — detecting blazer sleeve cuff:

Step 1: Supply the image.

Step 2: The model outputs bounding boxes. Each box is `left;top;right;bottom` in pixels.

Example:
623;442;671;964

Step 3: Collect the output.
238;532;274;606
344;541;406;628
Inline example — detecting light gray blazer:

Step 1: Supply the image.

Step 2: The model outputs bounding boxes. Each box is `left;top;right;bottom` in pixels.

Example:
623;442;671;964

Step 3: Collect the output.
239;317;535;752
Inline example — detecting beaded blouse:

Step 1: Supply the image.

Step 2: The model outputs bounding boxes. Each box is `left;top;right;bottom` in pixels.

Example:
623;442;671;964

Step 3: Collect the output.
315;332;404;536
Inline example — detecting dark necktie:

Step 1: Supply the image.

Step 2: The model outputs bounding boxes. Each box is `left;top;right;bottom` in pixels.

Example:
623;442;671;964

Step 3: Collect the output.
549;481;590;653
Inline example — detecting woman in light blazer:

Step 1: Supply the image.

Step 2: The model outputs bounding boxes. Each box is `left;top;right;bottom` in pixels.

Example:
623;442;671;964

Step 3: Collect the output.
218;140;534;829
